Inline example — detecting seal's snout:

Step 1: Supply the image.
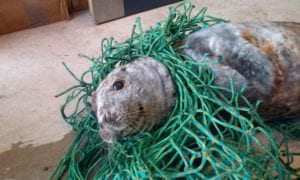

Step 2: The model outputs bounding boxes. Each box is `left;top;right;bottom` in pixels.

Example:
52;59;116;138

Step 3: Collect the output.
97;111;108;124
99;128;118;144
98;114;117;143
98;112;124;143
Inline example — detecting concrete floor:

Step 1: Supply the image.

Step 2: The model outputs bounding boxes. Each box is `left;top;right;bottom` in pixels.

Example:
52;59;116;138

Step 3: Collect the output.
0;0;299;179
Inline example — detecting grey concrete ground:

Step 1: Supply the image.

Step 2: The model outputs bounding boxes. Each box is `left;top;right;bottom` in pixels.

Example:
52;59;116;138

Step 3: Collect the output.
0;0;299;179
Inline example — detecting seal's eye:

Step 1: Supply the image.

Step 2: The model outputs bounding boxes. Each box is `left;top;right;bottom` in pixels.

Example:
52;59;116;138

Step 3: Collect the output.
112;80;124;90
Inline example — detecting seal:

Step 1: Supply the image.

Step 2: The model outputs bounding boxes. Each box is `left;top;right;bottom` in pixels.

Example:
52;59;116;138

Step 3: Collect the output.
94;57;175;143
94;22;300;143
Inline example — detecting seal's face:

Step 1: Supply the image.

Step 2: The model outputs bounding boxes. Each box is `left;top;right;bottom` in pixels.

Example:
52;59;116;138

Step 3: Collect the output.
94;57;175;143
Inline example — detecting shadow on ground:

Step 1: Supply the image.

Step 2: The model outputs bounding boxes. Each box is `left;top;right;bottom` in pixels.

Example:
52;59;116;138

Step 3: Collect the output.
0;131;74;180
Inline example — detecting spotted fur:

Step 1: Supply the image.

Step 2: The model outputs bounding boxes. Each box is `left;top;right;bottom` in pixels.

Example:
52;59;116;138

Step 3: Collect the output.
183;22;300;119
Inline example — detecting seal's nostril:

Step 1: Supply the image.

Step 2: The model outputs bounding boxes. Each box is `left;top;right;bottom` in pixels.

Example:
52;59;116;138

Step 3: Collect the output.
100;130;116;143
99;123;104;128
103;114;109;123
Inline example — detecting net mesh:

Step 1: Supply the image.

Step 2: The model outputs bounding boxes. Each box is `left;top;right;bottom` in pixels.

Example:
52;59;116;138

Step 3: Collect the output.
51;1;299;179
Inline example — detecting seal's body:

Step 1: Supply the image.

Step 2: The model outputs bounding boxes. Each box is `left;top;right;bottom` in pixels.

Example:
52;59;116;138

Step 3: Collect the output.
95;22;300;143
184;22;300;119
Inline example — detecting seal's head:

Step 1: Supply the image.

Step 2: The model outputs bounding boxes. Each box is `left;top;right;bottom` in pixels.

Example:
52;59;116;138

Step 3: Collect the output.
94;57;175;143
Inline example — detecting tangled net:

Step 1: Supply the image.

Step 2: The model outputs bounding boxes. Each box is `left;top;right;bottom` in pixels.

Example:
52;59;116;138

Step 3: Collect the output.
51;1;299;179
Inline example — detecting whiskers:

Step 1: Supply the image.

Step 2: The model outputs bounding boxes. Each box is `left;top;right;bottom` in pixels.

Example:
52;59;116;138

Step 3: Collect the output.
127;107;162;116
119;107;163;136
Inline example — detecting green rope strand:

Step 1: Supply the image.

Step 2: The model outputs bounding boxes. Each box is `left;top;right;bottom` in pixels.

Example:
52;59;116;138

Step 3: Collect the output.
51;1;299;179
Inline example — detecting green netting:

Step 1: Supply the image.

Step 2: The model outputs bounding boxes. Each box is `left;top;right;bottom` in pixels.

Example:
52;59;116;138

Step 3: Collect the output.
51;1;299;179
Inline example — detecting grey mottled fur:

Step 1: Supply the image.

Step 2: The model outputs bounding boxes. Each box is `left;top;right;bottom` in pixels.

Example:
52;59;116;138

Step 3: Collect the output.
95;22;300;143
95;58;175;143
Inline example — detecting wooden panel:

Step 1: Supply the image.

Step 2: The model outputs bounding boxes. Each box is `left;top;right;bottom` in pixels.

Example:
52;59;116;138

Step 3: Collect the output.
0;0;70;35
